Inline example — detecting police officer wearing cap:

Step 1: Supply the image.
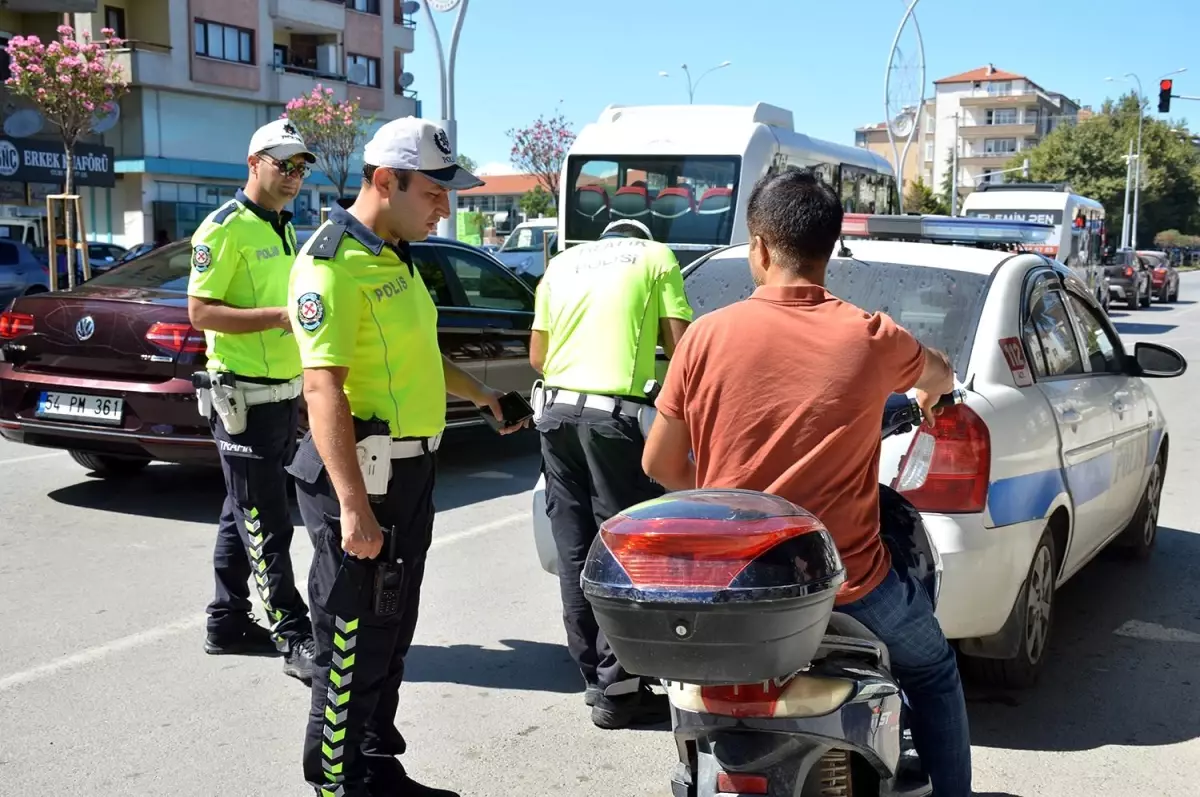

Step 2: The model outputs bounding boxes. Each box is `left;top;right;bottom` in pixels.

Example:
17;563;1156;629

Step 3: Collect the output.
529;217;693;729
189;118;316;683
287;116;520;797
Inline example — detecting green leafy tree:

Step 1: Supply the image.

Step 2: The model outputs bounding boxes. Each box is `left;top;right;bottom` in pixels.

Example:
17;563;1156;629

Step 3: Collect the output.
939;150;957;210
282;85;375;199
456;154;477;173
519;185;555;218
905;177;949;215
1008;93;1200;247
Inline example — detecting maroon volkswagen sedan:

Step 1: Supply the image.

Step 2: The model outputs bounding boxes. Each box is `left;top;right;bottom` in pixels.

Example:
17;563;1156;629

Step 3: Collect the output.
0;234;538;477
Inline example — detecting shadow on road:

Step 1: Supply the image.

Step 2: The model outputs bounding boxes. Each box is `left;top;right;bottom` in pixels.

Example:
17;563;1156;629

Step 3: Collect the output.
1113;321;1178;335
405;638;580;695
45;427;543;521
966;526;1200;753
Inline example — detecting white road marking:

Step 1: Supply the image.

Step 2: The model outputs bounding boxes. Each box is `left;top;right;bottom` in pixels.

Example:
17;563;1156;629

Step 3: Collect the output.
0;510;528;693
0;451;68;466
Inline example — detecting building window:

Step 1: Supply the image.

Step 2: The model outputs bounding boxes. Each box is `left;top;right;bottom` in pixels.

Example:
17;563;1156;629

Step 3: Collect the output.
925;113;935;134
194;20;255;65
104;6;127;40
987;108;1018;126
924;141;935;162
347;0;381;14
347;54;380;88
987;80;1013;96
985;138;1017;154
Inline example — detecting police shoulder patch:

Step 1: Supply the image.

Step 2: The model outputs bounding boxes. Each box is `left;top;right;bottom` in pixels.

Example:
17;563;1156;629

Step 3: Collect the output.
192;244;213;272
296;291;325;332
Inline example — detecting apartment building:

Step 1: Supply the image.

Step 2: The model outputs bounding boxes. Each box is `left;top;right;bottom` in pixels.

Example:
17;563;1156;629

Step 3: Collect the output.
855;65;1080;204
0;0;421;248
932;65;1080;200
854;99;937;194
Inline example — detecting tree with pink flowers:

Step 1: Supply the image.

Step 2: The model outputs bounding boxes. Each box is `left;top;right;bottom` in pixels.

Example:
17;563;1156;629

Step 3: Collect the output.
6;24;127;279
282;85;375;199
507;111;575;201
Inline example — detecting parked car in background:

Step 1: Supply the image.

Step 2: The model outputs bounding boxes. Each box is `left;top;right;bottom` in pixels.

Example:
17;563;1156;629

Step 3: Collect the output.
0;238;52;309
493;218;557;284
1137;250;1181;303
0;233;538;477
1103;247;1152;310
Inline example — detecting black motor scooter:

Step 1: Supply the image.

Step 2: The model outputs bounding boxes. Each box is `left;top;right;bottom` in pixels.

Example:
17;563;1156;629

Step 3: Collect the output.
581;391;961;797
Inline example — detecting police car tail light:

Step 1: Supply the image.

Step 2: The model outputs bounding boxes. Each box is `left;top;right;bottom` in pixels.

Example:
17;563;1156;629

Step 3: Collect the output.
0;311;34;339
897;403;990;514
715;772;769;794
599;514;824;590
145;322;205;354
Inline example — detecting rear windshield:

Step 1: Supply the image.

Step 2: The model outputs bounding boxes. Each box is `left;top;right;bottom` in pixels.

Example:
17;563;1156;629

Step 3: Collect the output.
86;242;192;291
682;252;991;375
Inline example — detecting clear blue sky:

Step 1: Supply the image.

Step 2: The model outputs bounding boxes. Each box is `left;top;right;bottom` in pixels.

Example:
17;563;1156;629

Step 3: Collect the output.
406;0;1196;175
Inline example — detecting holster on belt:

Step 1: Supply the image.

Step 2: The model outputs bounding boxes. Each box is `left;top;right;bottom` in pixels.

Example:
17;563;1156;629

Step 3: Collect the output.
192;371;247;434
353;416;393;503
530;380;546;423
637;379;662;439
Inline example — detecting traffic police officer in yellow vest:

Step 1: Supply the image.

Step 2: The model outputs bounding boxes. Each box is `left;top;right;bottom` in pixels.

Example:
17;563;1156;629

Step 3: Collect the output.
287;117;522;797
188;119;316;683
529;218;693;729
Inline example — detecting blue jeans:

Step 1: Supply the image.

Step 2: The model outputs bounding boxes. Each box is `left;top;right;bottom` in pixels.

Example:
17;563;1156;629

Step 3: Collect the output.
841;569;972;797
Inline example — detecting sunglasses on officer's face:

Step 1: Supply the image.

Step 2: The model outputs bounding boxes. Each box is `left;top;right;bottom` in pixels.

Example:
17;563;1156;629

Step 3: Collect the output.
259;155;311;179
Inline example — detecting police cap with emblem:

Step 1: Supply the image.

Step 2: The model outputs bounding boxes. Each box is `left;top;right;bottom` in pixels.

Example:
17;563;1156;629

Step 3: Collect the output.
363;117;484;190
249;118;316;164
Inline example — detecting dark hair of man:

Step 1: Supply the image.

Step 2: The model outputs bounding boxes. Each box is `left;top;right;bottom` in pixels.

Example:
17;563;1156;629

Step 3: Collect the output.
362;164;412;191
746;168;844;273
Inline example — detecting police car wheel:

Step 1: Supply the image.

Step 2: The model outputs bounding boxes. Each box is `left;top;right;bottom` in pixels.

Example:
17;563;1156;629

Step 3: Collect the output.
1118;457;1163;562
68;450;151;478
961;528;1056;690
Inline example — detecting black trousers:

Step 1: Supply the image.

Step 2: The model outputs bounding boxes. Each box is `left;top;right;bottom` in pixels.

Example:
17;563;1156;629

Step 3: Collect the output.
288;434;437;797
537;402;664;693
206;397;309;650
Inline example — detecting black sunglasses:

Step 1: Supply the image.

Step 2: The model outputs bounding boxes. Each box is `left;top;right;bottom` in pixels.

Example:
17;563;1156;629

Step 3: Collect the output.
259;154;311;178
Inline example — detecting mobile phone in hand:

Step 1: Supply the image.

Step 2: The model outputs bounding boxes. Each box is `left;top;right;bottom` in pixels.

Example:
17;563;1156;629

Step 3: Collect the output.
482;391;534;431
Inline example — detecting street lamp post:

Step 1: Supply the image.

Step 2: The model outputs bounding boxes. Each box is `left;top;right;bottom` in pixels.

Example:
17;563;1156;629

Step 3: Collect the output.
422;0;470;240
659;61;731;103
1107;68;1187;249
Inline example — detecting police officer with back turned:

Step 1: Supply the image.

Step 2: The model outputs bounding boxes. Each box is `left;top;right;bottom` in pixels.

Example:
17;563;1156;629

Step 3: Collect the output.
188;119;316;683
287;117;521;797
529;218;693;729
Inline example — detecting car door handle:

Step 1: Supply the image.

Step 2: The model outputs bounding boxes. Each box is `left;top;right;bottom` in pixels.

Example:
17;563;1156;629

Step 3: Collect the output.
1059;408;1082;424
1112;399;1128;414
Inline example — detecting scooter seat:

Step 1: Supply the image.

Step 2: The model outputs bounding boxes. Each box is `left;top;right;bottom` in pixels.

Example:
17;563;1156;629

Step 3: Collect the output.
824;612;891;672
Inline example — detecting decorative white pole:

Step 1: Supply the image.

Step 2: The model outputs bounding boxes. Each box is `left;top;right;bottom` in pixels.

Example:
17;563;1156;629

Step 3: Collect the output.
423;0;470;240
885;0;924;213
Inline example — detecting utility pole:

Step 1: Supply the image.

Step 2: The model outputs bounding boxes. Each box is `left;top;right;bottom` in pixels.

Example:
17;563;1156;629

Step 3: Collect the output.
1121;139;1133;249
950;112;960;215
1131;80;1146;249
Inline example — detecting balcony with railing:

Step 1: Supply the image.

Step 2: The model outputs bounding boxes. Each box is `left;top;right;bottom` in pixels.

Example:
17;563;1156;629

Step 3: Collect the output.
959;90;1048;108
109;41;185;90
958;147;1028;167
269;0;347;34
958;121;1038;138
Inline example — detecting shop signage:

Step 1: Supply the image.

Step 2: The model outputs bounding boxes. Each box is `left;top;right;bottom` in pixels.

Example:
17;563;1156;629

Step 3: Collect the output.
0;137;115;189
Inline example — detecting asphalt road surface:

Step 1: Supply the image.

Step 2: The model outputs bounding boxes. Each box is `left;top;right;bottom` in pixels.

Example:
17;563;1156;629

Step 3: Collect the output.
3;277;1200;796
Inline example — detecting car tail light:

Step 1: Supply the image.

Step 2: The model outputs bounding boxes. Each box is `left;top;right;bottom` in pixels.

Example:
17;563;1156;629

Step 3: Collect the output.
1124;266;1135;278
145;321;206;354
715;772;769;794
0;311;34;339
895;403;990;513
598;514;825;590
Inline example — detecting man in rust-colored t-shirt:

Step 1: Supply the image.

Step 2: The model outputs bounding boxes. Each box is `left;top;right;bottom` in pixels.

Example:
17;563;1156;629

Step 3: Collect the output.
642;169;971;797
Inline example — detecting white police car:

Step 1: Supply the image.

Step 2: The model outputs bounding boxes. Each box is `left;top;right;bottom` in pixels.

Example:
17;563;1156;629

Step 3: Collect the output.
530;213;1186;689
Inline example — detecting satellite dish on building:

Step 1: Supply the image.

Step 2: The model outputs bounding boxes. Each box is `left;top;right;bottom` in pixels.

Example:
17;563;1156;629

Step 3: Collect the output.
347;62;369;85
91;103;121;134
401;1;420;13
3;109;44;138
399;72;414;89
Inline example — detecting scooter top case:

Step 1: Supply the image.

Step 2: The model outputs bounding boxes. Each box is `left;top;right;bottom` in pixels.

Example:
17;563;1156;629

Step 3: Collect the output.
581;489;845;686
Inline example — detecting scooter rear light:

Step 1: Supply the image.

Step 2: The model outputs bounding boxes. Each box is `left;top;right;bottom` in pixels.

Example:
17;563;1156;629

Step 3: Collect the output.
1124;266;1134;278
599;514;825;590
716;772;769;794
896;403;990;514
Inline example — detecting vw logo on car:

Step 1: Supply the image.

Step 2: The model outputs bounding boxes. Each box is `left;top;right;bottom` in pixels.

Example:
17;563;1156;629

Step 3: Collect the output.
75;315;95;342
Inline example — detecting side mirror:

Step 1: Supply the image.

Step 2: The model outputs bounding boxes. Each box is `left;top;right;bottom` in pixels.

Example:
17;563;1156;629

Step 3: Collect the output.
1133;341;1187;378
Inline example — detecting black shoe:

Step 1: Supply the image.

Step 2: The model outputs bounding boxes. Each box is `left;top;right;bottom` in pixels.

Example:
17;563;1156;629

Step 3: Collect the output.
283;636;316;684
591;683;670;729
395;774;460;796
204;618;278;656
584;683;602;707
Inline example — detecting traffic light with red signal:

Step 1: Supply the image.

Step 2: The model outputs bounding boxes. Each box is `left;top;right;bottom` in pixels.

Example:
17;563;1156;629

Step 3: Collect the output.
1159;79;1174;113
